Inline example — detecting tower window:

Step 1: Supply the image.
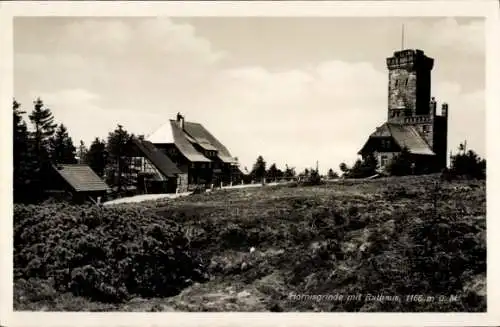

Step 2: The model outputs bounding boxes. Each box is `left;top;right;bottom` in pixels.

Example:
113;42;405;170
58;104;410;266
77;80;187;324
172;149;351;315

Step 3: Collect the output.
405;78;408;86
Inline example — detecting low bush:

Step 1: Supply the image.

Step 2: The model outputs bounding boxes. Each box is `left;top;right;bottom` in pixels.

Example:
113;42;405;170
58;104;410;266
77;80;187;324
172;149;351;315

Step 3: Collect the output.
449;150;486;180
299;169;323;186
14;203;208;303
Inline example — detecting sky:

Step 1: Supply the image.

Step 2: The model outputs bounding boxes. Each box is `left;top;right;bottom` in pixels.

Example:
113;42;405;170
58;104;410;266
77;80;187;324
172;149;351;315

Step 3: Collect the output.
13;16;485;174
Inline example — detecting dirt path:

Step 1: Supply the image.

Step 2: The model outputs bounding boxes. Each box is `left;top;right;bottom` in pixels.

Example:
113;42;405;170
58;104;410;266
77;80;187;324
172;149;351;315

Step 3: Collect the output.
102;182;290;206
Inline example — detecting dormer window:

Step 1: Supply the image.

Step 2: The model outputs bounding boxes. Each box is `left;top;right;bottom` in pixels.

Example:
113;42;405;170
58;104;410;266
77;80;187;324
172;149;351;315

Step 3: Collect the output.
206;150;217;157
381;139;391;149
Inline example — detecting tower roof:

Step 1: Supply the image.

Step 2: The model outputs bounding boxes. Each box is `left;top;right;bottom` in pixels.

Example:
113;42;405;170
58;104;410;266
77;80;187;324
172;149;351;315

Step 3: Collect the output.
392;49;425;57
386;48;434;70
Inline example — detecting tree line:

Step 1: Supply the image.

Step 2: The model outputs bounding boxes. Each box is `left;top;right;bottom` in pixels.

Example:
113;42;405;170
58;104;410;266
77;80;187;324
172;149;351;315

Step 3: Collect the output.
338;145;486;180
14;97;485;203
13;98;136;203
245;155;339;184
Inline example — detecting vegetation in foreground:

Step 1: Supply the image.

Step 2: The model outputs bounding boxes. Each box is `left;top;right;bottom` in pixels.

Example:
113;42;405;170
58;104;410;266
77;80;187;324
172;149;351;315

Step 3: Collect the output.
14;174;486;312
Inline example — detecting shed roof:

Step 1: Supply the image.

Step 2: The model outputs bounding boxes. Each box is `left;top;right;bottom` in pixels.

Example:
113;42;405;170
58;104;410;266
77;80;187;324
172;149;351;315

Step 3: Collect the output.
53;164;110;193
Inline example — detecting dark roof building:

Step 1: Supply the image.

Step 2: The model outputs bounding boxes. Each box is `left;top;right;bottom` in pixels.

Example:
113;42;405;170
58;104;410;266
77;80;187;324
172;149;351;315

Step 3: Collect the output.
126;137;182;178
53;164;110;193
359;123;435;156
358;49;449;173
123;137;187;194
147;113;238;185
50;164;110;203
147;116;236;164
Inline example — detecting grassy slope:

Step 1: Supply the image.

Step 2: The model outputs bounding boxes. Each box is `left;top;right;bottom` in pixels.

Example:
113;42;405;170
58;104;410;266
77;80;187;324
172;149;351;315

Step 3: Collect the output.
15;174;486;312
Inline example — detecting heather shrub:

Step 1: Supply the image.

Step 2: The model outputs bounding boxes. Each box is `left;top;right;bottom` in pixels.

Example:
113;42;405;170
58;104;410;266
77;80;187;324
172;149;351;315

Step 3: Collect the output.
299;169;323;186
14;203;208;303
449;150;486;180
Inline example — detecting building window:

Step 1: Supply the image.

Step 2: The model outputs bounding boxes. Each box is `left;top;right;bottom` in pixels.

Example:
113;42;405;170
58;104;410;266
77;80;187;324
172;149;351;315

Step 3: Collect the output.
405;78;408;86
395;79;399;87
381;155;388;167
423;125;430;133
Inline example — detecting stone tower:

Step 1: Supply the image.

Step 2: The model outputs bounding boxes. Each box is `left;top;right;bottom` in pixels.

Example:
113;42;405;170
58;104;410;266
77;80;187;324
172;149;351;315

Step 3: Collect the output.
387;49;434;119
386;49;449;170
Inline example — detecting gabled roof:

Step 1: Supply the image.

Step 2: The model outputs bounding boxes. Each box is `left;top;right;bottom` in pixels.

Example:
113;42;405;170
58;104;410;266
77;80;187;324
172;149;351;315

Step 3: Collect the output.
359;123;435;156
146;122;175;144
146;118;235;163
169;120;212;162
128;138;183;177
146;120;210;162
183;122;235;163
53;164;110;193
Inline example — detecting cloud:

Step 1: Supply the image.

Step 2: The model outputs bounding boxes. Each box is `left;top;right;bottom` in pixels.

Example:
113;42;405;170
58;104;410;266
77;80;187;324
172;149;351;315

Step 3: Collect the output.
400;17;484;60
202;61;387;170
59;18;227;65
202;63;484;173
435;84;485;157
427;18;484;56
14;17;485;174
27;88;165;145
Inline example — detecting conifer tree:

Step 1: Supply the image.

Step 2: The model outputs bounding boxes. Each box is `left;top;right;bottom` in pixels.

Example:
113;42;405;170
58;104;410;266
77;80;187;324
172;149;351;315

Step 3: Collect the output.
49;124;77;164
106;124;132;193
29;98;57;159
27;98;57;198
327;168;338;179
266;163;280;181
284;164;296;179
251;155;266;182
13;99;35;202
86;137;107;177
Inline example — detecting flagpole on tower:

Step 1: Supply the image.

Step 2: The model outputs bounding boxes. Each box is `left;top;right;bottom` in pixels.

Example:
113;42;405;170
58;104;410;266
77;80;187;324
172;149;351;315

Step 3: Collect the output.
401;24;405;50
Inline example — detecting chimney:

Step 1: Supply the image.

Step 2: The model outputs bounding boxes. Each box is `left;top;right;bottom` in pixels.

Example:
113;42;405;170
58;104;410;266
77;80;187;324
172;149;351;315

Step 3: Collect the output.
441;103;448;117
176;112;185;130
430;97;437;116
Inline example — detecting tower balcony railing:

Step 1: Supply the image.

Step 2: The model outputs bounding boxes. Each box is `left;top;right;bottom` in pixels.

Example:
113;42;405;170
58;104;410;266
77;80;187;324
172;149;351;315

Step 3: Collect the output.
403;115;432;124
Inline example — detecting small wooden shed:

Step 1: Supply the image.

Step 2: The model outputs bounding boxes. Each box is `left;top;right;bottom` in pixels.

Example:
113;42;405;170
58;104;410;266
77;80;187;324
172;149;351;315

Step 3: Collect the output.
50;164;110;204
